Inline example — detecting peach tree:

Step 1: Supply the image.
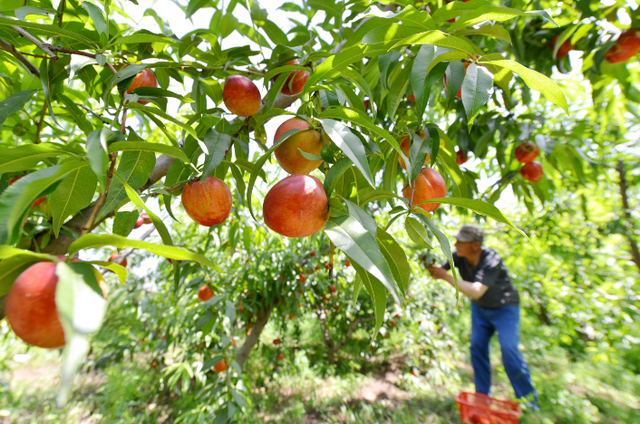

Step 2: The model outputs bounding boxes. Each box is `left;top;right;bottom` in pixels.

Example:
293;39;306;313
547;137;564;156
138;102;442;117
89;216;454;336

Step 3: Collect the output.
1;0;638;420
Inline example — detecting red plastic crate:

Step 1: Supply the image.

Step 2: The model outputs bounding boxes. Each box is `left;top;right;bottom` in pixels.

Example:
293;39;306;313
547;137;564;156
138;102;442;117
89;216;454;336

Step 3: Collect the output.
456;392;521;424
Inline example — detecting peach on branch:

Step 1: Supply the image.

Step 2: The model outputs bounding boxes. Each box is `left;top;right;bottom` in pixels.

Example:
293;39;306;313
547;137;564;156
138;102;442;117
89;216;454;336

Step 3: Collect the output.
126;69;158;105
550;35;574;59
398;132;430;170
402;167;446;212
222;75;261;117
181;176;233;227
273;59;309;96
514;141;540;164
198;285;214;302
274;118;325;174
263;174;329;238
520;161;544;182
456;150;468;165
9;175;46;208
605;30;640;64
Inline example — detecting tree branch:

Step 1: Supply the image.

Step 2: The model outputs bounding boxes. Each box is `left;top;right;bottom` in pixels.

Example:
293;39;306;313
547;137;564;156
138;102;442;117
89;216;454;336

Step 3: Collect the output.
616;159;640;273
0;13;57;59
44;45;117;74
0;38;40;77
235;306;272;367
333;317;374;352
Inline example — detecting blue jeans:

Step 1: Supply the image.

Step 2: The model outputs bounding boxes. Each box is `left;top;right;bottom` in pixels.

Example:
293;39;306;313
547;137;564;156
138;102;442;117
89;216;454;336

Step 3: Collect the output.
470;303;536;400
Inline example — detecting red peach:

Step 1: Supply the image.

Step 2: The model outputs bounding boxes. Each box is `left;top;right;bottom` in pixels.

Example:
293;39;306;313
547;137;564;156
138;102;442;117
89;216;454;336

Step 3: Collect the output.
550;35;574;59
514;141;540;164
398;132;430;170
181;177;233;226
223;75;261;117
274;118;325;174
403;167;446;212
273;59;309;96
6;262;65;348
605;30;640;64
520;161;544;182
198;285;214;302
263;174;329;238
213;359;228;373
126;69;157;105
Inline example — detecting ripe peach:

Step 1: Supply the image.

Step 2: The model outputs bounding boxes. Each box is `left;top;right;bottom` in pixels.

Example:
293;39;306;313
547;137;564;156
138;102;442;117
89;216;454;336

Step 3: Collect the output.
274;118;325;174
134;216;145;228
6;262;65;348
263;174;329;238
140;212;152;224
277;353;284;360
456;150;468;165
126;69;157;105
398;133;430;170
605;30;640;64
109;253;127;267
514;141;540;164
402;167;446;212
550;35;573;59
198;285;214;302
407;93;416;101
300;274;306;283
520;161;544;182
345;259;351;267
213;359;228;373
9;175;46;208
222;75;261;117
273;339;281;345
181;177;232;226
273;59;309;96
329;285;336;293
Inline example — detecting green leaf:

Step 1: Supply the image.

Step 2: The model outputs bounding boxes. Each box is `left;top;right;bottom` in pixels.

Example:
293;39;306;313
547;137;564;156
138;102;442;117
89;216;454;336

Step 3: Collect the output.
85;261;127;285
317;107;407;166
411;45;435;123
404;217;432;248
112;210;138;237
68;234;224;272
358;190;403;206
324;215;400;304
110;33;175;45
116;173;174;247
413;214;458;293
103;64;146;106
129;86;192;103
453;24;512;43
0;17;97;48
128;103;198;140
445;61;465;110
431;0;492;22
0;161;87;245
0;142;80;174
98;151;155;219
479;59;569;113
376;228;410;296
201;129;232;181
0;255;41;296
351;260;387;337
390;30;476;56
321;119;374;188
14;6;55;20
324;158;353;196
55;262;106;407
108;141;188;162
0;90;37;128
55;93;94;135
50;165;98;238
82;2;107;36
437;147;468;198
0;245;58;260
449;5;524;31
461;64;494;127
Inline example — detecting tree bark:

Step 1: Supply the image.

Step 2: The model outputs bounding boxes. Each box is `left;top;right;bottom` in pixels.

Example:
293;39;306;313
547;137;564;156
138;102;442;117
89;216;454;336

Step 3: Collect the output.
235;306;272;367
616;159;640;274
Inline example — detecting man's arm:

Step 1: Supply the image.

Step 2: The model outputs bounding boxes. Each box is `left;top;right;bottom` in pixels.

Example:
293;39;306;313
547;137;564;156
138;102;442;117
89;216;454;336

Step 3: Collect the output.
426;264;489;300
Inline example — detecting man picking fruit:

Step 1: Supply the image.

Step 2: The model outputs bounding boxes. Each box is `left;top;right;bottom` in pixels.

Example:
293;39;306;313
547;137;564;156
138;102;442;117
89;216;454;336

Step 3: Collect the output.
426;225;538;407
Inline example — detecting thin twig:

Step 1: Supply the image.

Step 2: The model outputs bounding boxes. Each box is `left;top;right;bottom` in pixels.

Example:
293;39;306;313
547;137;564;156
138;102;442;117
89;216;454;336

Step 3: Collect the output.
0;13;57;59
0;38;40;77
190;66;266;76
74;102;109;124
44;45;117;74
57;0;65;28
34;103;47;143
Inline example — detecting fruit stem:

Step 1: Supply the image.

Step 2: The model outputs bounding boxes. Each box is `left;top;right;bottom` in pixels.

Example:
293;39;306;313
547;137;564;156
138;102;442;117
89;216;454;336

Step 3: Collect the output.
193;66;266;77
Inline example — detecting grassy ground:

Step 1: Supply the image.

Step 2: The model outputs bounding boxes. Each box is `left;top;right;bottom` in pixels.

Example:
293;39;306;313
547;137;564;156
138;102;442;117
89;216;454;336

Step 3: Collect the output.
2;339;639;424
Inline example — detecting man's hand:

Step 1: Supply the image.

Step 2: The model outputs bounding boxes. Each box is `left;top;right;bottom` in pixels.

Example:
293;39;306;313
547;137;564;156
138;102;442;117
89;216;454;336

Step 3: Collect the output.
426;264;454;285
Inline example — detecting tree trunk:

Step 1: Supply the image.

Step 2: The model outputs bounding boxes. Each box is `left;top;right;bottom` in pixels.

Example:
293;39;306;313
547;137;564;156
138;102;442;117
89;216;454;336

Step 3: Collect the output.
235;306;272;367
616;159;640;274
